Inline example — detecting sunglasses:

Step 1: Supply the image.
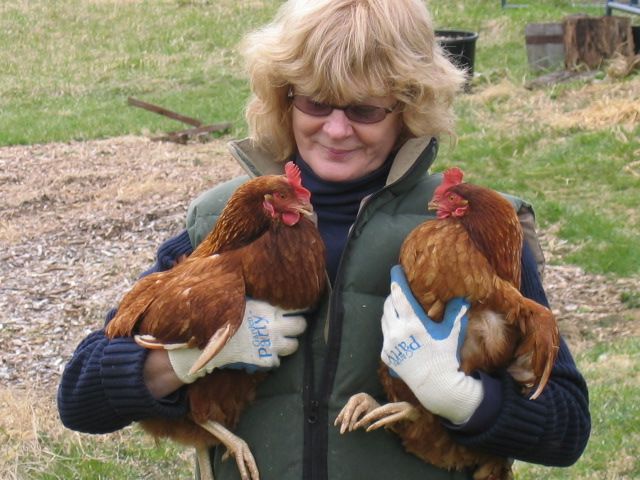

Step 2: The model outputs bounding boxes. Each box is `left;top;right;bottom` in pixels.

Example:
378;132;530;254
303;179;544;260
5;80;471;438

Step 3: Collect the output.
289;94;399;124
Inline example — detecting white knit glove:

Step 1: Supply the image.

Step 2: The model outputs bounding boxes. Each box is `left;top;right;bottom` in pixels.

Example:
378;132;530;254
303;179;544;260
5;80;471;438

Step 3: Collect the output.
168;299;307;384
380;265;484;425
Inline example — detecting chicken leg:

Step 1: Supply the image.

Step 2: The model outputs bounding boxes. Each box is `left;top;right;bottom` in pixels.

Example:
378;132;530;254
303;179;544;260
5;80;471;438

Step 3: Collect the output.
197;447;215;480
198;420;260;480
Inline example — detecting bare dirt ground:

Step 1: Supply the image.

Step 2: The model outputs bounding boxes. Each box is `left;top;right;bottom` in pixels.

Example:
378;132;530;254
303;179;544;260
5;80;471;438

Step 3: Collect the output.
1;135;638;393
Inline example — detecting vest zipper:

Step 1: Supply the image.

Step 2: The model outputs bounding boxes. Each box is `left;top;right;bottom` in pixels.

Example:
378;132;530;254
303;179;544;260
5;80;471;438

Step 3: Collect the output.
301;139;438;480
303;188;385;480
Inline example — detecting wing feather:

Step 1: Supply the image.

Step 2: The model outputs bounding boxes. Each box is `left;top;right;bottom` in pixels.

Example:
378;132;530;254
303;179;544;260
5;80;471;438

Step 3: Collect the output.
106;254;246;350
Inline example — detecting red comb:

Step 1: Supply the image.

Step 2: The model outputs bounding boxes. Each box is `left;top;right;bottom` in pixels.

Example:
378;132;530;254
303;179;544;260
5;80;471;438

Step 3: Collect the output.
443;167;464;186
285;161;311;202
432;167;464;203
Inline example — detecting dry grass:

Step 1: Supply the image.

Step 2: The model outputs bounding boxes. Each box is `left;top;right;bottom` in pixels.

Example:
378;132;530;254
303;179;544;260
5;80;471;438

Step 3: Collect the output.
546;86;640;132
1;389;43;469
0;387;193;479
465;75;640;133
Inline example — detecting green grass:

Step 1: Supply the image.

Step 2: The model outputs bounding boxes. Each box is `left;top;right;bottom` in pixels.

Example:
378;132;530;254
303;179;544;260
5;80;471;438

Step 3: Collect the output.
1;1;639;478
3;418;193;479
621;291;640;309
30;432;190;479
443;117;640;275
0;0;622;141
0;0;278;144
515;335;640;479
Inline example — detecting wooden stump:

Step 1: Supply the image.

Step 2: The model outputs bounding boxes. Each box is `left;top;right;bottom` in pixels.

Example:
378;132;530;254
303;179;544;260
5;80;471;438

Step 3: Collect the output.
563;15;634;70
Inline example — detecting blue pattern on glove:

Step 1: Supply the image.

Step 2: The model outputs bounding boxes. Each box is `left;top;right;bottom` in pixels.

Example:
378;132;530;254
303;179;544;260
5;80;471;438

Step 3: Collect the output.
221;362;268;374
389;265;469;360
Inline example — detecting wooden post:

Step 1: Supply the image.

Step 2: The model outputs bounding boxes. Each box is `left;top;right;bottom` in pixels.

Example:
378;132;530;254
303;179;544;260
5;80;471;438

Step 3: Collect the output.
563;15;634;70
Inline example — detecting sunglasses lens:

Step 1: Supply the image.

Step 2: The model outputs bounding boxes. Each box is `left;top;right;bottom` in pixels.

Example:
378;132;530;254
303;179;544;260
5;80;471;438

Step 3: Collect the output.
291;95;392;124
293;96;332;116
344;105;386;124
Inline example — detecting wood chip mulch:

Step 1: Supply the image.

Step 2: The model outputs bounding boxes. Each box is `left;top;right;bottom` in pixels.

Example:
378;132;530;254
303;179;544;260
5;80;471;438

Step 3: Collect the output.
0;136;638;391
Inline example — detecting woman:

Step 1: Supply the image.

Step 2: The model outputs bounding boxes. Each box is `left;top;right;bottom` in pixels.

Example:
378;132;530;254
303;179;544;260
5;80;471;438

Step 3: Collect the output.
58;0;590;478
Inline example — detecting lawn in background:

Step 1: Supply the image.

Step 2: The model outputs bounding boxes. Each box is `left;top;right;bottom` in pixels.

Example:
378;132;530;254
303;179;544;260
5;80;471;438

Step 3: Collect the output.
1;1;639;478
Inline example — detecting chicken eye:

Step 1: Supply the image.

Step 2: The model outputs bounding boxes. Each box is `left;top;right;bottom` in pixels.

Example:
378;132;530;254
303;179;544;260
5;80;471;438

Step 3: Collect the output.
448;194;456;201
276;192;286;199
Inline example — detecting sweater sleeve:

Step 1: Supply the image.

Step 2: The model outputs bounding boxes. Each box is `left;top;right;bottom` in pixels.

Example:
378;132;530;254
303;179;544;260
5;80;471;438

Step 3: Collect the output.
57;230;194;433
446;241;591;465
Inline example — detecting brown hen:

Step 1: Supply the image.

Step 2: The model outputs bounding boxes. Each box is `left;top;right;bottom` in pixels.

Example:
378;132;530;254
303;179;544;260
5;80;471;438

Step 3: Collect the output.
105;162;326;480
336;167;559;480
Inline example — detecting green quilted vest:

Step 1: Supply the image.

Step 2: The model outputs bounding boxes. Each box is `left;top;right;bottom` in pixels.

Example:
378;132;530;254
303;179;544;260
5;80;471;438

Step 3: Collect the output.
185;137;542;480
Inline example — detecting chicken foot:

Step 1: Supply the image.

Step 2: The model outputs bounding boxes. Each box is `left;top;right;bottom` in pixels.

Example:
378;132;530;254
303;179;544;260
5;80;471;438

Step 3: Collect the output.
198;420;260;480
335;393;380;433
358;401;420;431
335;393;419;433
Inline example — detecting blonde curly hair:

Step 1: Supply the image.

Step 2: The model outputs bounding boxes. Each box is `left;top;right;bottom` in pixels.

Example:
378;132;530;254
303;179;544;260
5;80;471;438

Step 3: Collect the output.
240;0;466;161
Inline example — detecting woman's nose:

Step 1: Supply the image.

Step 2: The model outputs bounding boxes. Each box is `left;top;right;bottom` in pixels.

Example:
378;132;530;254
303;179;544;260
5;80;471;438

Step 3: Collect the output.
322;109;353;138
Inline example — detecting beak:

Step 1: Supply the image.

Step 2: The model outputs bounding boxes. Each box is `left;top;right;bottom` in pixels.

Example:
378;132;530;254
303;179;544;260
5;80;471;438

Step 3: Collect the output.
297;202;314;217
427;200;439;211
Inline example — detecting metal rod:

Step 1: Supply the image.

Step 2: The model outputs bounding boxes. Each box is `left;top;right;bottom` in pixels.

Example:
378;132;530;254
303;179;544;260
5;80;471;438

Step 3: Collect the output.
127;97;203;127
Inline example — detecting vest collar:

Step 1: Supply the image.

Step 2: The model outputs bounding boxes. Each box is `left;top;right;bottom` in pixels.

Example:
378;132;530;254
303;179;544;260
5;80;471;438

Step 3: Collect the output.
226;136;438;188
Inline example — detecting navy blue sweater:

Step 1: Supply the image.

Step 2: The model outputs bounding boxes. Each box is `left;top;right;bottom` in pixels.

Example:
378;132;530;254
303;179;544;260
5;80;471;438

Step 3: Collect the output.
57;172;590;467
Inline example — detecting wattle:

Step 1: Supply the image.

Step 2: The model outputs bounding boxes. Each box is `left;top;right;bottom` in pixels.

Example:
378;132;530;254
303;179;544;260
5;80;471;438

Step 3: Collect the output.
282;211;300;226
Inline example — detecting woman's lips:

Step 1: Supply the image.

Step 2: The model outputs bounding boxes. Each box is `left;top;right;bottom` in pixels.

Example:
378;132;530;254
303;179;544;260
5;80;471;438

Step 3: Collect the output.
324;146;356;158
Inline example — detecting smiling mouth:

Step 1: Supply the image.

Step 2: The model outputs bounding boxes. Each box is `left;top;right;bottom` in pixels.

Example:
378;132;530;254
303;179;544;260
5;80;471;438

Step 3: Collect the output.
324;146;356;156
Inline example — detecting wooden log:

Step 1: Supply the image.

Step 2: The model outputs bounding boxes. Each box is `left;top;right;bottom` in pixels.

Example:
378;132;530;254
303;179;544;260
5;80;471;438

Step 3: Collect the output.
563;15;634;70
524;69;599;90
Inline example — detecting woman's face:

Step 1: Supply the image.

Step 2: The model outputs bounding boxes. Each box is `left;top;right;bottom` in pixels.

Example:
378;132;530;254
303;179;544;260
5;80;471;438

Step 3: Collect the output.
292;94;403;182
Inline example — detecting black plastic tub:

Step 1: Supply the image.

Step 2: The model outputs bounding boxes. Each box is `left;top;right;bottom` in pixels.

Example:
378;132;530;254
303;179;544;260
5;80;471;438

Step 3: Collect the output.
435;30;479;89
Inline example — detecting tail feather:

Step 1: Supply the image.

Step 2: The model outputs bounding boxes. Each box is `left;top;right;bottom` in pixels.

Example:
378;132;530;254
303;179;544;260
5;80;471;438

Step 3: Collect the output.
514;298;560;399
488;281;560;398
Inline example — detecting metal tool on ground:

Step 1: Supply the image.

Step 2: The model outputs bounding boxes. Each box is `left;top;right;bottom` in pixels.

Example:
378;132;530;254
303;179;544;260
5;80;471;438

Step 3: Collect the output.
128;97;232;144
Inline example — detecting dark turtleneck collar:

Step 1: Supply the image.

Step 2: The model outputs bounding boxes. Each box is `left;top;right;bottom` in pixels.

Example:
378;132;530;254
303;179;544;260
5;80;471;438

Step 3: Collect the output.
295;153;393;282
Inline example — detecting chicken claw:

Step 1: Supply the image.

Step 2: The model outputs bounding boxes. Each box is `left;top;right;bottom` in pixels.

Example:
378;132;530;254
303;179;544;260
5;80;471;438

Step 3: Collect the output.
358;401;420;432
190;324;234;375
134;334;190;350
335;393;381;434
198;420;260;480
